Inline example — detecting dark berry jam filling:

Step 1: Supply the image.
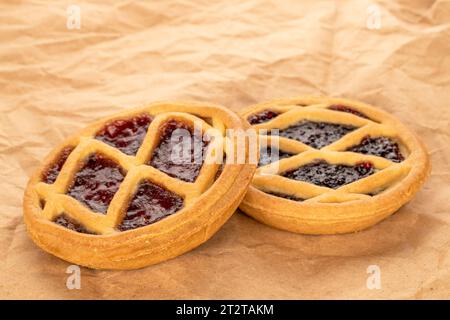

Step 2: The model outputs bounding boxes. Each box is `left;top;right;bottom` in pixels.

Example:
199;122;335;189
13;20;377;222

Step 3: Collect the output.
118;180;184;231
149;120;210;183
275;121;357;149
42;146;74;184
328;105;368;119
347;136;404;163
258;146;294;167
95;114;152;156
265;191;304;202
67;153;125;214
282;160;375;189
248;110;280;125
53;214;95;234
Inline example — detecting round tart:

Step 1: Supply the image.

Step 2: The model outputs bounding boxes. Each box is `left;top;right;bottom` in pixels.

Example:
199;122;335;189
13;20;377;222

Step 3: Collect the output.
23;102;256;269
239;96;430;234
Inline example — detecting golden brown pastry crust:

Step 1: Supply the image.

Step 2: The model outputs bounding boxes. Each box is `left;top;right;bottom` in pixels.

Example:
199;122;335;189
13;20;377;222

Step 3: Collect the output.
239;96;430;234
23;101;256;270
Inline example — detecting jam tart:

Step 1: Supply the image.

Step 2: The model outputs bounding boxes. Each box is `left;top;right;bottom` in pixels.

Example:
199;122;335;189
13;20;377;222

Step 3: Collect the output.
23;102;256;269
240;96;430;234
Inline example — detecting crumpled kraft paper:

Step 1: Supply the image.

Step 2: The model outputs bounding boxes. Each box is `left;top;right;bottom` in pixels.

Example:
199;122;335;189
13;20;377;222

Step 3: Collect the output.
1;0;449;299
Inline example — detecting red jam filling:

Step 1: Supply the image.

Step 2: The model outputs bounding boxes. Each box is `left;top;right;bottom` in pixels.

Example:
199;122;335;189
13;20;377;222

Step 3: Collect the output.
42;146;74;184
275;121;357;149
258;146;294;167
347;136;404;163
53;214;95;234
149;120;210;183
118;180;184;231
95;114;152;155
248;110;280;125
67;153;125;214
328;105;369;119
282;160;374;189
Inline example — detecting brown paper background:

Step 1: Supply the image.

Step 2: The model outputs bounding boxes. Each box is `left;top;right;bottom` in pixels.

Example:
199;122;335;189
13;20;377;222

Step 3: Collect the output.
1;0;449;299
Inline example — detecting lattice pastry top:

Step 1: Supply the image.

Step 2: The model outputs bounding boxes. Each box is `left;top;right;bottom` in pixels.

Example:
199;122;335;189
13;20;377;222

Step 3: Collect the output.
23;102;256;269
239;96;430;234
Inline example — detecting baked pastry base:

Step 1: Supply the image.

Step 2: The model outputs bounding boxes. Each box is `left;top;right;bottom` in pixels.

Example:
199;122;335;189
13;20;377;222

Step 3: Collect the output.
240;96;430;235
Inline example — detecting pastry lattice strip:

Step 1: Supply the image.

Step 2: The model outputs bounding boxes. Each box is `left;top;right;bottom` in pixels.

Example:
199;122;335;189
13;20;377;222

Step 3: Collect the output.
35;111;226;235
251;102;413;202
